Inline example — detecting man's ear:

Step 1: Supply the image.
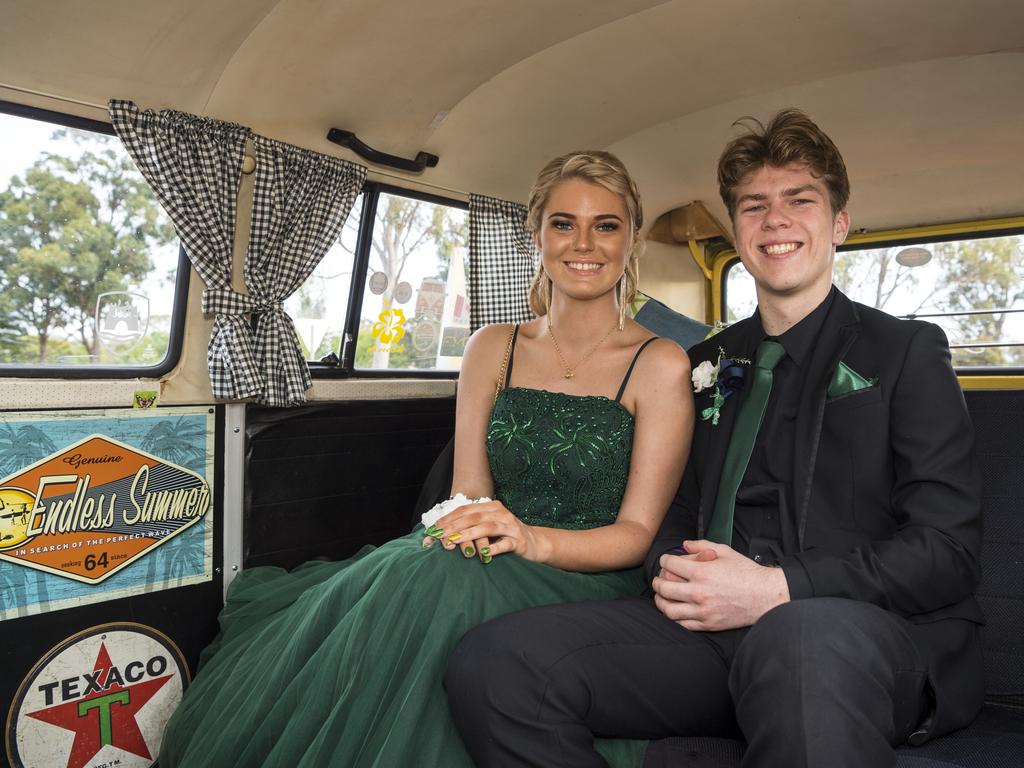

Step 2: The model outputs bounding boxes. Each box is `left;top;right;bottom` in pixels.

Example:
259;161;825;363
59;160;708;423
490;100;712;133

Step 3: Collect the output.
832;210;850;246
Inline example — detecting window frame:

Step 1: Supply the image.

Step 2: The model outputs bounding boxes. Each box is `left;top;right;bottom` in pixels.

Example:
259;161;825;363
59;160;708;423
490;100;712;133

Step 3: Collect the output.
716;217;1024;377
0;100;189;379
309;181;469;380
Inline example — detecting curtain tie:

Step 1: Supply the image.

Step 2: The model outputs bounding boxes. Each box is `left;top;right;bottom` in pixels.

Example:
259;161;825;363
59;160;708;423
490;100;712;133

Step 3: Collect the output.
706;340;786;545
202;287;283;316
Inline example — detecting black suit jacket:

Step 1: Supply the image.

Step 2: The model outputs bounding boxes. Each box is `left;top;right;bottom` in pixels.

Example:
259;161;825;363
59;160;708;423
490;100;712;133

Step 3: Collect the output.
645;289;984;738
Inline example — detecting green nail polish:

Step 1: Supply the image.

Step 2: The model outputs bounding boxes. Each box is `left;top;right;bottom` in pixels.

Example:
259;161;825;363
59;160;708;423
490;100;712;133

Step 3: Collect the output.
480;546;491;555
464;547;475;557
482;555;492;564
426;526;443;537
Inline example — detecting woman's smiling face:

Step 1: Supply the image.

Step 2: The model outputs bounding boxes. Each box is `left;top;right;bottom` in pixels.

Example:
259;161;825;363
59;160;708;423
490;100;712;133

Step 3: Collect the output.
537;178;632;304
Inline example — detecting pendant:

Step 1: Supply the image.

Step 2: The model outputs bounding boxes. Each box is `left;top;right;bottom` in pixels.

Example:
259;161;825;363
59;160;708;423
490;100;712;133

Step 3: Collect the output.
563;372;574;379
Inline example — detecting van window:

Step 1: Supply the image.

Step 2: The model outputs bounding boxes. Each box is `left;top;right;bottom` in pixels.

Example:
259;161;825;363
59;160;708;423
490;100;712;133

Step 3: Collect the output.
285;193;363;362
723;232;1024;368
0;106;182;370
351;190;469;373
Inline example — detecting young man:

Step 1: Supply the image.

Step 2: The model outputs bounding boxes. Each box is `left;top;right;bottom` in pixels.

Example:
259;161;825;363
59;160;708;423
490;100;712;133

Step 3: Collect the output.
445;109;984;767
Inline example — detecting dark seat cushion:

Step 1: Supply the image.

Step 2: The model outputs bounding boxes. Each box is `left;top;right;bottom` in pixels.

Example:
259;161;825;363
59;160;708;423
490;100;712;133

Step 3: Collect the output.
894;706;1024;767
642;707;1024;767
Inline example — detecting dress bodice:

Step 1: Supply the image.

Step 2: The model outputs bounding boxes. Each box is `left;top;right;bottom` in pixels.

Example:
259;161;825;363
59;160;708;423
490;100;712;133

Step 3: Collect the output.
486;387;634;530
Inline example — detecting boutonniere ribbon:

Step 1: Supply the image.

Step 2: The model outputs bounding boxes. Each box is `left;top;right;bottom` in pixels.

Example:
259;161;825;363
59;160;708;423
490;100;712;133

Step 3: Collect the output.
692;348;750;426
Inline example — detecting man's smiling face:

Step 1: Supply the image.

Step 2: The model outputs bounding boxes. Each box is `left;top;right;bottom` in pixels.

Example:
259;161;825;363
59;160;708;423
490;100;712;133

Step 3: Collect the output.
732;162;850;305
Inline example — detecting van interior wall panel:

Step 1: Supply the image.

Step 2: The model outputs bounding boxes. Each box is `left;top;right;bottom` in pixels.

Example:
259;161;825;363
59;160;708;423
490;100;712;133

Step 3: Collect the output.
1;409;225;729
244;398;456;571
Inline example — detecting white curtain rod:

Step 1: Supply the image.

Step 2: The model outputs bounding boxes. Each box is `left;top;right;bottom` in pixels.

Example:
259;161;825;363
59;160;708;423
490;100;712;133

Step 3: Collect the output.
0;82;107;111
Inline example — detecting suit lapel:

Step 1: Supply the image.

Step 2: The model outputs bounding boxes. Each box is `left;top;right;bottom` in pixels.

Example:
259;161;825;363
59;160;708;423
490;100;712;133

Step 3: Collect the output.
791;291;860;547
694;319;760;538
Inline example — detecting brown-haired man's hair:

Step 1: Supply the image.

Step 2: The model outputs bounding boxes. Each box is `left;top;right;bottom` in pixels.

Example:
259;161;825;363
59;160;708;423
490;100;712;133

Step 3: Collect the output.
717;108;850;220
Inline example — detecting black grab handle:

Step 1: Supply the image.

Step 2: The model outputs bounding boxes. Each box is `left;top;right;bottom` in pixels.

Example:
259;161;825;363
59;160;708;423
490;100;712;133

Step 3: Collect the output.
326;128;439;173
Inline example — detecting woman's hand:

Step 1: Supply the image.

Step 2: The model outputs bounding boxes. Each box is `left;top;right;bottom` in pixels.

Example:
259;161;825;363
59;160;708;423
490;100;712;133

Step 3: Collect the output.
422;500;548;563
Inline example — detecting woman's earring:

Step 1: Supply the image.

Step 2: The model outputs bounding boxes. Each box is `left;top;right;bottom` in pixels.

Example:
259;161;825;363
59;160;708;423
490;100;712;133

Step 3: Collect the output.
618;276;627;331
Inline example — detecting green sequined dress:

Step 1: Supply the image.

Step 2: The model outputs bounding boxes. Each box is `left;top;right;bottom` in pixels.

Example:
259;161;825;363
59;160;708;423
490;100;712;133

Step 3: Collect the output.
159;387;649;767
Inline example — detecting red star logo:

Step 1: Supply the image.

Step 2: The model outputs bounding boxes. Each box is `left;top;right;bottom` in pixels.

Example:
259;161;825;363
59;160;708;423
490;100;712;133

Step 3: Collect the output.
26;642;173;768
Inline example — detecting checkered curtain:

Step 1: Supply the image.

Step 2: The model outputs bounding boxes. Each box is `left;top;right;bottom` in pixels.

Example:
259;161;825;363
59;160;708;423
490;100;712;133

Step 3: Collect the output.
108;100;262;400
468;194;536;330
238;135;366;406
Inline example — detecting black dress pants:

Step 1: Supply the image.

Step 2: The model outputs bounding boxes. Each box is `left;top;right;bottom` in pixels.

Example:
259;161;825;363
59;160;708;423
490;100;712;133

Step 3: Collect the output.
446;596;929;768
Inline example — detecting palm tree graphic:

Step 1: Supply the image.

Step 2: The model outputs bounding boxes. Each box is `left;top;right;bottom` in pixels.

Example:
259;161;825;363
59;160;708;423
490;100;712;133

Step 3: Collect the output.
0;423;58;477
140;417;206;469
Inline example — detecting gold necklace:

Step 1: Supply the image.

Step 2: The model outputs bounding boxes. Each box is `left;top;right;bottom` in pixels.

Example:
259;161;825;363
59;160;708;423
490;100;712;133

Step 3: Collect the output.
546;320;617;379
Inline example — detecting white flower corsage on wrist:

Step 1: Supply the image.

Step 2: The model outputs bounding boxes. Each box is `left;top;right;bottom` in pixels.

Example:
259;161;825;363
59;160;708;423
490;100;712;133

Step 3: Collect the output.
421;492;491;531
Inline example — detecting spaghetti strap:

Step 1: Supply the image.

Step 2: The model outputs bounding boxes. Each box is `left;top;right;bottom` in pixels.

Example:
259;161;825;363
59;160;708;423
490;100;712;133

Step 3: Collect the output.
503;325;521;388
614;337;659;402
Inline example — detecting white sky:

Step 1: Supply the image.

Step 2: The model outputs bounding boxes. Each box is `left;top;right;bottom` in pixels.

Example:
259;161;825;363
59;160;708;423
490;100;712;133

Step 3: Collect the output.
727;241;1024;345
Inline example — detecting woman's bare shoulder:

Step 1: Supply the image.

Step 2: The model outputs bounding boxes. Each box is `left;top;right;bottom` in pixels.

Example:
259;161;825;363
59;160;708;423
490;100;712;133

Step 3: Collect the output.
466;322;516;357
461;322;524;376
636;337;691;374
625;337;692;405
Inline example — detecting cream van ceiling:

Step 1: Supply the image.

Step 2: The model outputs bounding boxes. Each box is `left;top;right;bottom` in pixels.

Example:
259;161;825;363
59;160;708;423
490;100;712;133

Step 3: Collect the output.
2;0;1023;233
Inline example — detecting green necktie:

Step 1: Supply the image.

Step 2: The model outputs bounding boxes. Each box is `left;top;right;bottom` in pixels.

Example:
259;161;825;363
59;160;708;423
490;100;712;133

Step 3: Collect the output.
706;340;786;545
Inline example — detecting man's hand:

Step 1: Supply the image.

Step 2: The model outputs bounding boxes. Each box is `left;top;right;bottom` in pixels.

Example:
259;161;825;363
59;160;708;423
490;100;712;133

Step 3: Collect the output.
652;540;791;631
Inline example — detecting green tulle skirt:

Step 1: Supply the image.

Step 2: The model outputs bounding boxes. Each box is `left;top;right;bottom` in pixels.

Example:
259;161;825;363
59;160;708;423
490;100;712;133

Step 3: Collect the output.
159;529;649;767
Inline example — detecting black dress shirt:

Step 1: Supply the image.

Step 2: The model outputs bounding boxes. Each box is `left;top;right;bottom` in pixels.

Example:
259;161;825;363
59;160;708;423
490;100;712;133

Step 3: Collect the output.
732;288;836;563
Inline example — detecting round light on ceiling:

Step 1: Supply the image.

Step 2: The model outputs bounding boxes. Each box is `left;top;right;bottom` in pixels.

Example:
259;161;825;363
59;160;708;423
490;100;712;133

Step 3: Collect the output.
895;246;932;267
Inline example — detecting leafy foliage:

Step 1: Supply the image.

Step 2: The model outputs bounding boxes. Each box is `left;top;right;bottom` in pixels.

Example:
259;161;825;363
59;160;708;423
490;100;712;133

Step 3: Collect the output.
0;128;174;363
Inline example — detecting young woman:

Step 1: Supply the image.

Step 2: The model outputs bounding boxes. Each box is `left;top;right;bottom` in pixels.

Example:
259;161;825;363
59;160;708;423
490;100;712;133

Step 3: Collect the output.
159;150;693;768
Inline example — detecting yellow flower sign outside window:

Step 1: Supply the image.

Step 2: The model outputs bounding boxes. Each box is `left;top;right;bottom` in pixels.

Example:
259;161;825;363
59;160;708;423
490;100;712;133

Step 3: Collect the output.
372;309;407;345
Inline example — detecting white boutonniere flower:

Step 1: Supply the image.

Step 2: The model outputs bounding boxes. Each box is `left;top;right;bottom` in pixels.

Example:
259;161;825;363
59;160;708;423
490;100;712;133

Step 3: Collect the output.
691;360;718;393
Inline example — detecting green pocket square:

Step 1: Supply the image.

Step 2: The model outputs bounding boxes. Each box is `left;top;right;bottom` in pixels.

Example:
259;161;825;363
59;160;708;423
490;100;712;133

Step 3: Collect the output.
827;361;879;399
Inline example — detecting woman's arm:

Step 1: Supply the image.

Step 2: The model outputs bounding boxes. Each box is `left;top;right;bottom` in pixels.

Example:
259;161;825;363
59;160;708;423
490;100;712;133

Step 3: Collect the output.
446;323;517;500
434;338;693;571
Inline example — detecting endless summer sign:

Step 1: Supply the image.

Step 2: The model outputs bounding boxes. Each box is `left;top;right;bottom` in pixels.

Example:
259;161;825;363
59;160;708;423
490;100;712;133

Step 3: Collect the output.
0;434;211;583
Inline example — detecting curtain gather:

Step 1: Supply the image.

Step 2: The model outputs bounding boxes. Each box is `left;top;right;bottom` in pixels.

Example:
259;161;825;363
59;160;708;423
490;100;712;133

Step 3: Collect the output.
468;194;535;331
108;99;261;400
243;135;366;406
109;100;367;405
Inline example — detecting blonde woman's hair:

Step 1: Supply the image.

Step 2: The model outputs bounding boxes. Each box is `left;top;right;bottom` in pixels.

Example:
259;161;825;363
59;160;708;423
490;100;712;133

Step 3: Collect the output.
525;150;644;317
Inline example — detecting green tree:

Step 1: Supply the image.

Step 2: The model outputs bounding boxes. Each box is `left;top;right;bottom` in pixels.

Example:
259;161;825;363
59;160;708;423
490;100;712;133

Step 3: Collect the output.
0;288;26;361
934;237;1024;367
109;326;170;366
833;247;940;315
0;131;174;362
